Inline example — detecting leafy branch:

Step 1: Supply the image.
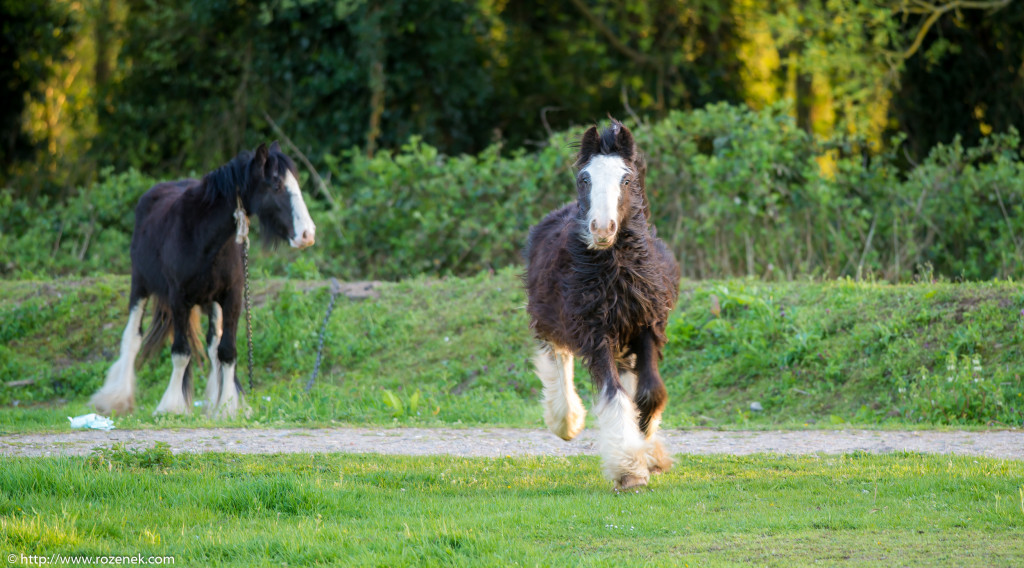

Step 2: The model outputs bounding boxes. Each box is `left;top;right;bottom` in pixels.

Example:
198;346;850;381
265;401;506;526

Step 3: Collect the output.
898;0;1014;59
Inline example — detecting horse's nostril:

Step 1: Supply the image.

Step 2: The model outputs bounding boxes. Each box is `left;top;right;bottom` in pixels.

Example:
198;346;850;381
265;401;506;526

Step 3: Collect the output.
609;220;617;233
590;219;598;232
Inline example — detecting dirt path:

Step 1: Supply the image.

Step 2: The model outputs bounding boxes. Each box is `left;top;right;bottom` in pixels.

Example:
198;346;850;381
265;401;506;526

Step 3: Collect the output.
1;427;1022;459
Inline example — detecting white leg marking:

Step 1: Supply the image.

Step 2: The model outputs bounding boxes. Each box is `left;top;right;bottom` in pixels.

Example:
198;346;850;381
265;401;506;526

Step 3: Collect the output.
619;369;637;400
594;389;649;487
214;362;250;419
644;409;672;474
618;362;668;470
534;345;586;440
203;303;223;415
91;304;144;415
154;353;191;415
284;170;316;248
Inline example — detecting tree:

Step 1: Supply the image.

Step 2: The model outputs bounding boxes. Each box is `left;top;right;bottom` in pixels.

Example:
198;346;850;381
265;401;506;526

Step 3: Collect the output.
0;0;74;185
891;0;1024;158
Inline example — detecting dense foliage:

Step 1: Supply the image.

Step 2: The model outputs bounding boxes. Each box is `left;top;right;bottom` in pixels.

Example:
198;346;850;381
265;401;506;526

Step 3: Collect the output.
3;104;1022;282
0;0;75;169
3;0;1023;198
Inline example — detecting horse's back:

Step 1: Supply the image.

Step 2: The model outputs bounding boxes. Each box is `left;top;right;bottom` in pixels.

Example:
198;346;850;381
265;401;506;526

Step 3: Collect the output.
129;179;205;295
525;203;577;345
650;234;681;311
525;203;575;265
135;179;199;223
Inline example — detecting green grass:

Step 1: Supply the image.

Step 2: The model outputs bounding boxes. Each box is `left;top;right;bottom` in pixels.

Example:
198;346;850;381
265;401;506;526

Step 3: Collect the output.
2;268;1023;433
1;449;1022;566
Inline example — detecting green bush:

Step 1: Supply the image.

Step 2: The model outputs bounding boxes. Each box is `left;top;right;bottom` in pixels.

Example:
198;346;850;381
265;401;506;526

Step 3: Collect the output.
901;352;1010;424
2;103;1023;281
0;168;157;277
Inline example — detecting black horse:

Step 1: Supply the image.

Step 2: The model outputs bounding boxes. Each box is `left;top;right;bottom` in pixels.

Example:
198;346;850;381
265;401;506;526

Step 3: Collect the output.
525;121;680;489
90;142;316;418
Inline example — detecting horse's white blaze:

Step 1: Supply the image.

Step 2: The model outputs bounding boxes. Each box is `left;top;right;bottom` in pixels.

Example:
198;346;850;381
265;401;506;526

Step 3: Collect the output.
154;353;190;415
534;344;586;441
581;154;628;248
91;304;145;414
594;389;649;485
284;170;316;248
204;303;223;414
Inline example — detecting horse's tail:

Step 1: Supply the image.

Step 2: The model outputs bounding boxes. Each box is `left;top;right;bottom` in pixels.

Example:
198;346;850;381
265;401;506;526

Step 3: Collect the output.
138;299;206;367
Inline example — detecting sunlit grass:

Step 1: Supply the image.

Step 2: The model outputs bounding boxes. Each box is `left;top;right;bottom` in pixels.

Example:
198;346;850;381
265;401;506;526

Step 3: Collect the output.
0;449;1021;566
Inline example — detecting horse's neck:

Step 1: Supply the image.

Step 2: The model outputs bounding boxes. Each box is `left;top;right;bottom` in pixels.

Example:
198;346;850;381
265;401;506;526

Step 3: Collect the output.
570;216;651;274
183;182;242;253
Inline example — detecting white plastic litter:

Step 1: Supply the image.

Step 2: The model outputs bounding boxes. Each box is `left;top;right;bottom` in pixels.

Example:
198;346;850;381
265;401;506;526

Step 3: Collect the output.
68;413;115;431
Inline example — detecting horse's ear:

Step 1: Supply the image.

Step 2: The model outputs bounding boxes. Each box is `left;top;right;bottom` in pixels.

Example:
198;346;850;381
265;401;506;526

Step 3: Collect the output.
269;140;281;153
578;126;600;164
254;143;268;164
250;143;269;180
615;123;635;161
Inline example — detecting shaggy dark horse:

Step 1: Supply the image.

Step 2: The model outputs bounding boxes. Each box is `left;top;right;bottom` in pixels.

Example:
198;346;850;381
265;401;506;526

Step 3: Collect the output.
525;121;680;489
90;142;316;418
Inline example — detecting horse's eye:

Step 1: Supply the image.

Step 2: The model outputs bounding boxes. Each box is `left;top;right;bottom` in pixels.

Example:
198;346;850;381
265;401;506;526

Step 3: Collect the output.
622;177;632;186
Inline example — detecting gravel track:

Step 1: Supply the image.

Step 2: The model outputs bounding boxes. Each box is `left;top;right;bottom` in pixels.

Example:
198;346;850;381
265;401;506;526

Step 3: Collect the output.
2;427;1022;459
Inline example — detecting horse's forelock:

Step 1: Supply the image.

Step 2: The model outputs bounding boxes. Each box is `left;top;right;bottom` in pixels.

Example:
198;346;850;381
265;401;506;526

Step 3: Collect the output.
270;149;299;180
578;121;636;168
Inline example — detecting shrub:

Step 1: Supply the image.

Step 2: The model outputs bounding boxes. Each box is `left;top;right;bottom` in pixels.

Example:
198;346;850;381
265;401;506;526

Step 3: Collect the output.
901;352;1010;424
2;103;1022;281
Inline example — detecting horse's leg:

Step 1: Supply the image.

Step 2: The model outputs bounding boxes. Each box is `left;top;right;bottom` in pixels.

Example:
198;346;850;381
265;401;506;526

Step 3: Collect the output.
591;343;649;489
533;342;586;440
617;354;638;399
630;327;672;475
213;287;248;419
202;302;223;415
153;300;194;415
91;278;147;415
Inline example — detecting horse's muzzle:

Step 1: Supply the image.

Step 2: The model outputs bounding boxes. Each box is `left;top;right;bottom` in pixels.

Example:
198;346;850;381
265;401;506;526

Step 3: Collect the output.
290;230;316;249
589;219;617;249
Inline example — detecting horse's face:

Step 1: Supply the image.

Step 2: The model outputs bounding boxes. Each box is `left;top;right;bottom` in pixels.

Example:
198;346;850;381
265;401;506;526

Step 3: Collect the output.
249;142;316;249
576;121;640;250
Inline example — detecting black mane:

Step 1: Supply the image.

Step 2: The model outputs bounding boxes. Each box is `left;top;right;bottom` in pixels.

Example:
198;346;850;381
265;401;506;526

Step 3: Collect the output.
199;150;253;207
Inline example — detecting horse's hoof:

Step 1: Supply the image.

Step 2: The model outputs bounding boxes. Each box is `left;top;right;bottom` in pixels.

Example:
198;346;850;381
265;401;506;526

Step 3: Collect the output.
646;440;673;474
546;404;586;441
91;397;135;416
550;416;586;441
616;473;649;490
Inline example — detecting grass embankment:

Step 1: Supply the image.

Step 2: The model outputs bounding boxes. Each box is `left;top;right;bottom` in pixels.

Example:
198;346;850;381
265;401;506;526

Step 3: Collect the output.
1;448;1022;566
1;269;1023;432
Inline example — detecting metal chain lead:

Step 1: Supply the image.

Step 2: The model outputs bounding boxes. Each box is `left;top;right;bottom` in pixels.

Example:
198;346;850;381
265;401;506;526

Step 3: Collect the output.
306;278;342;393
242;240;254;393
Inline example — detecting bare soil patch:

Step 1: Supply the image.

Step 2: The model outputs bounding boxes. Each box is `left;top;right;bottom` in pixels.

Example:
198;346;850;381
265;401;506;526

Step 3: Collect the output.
1;427;1021;459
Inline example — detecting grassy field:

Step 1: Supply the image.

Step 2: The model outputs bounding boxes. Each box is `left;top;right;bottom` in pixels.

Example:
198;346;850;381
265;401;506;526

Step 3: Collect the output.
3;272;1024;567
2;268;1023;432
0;447;1022;566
